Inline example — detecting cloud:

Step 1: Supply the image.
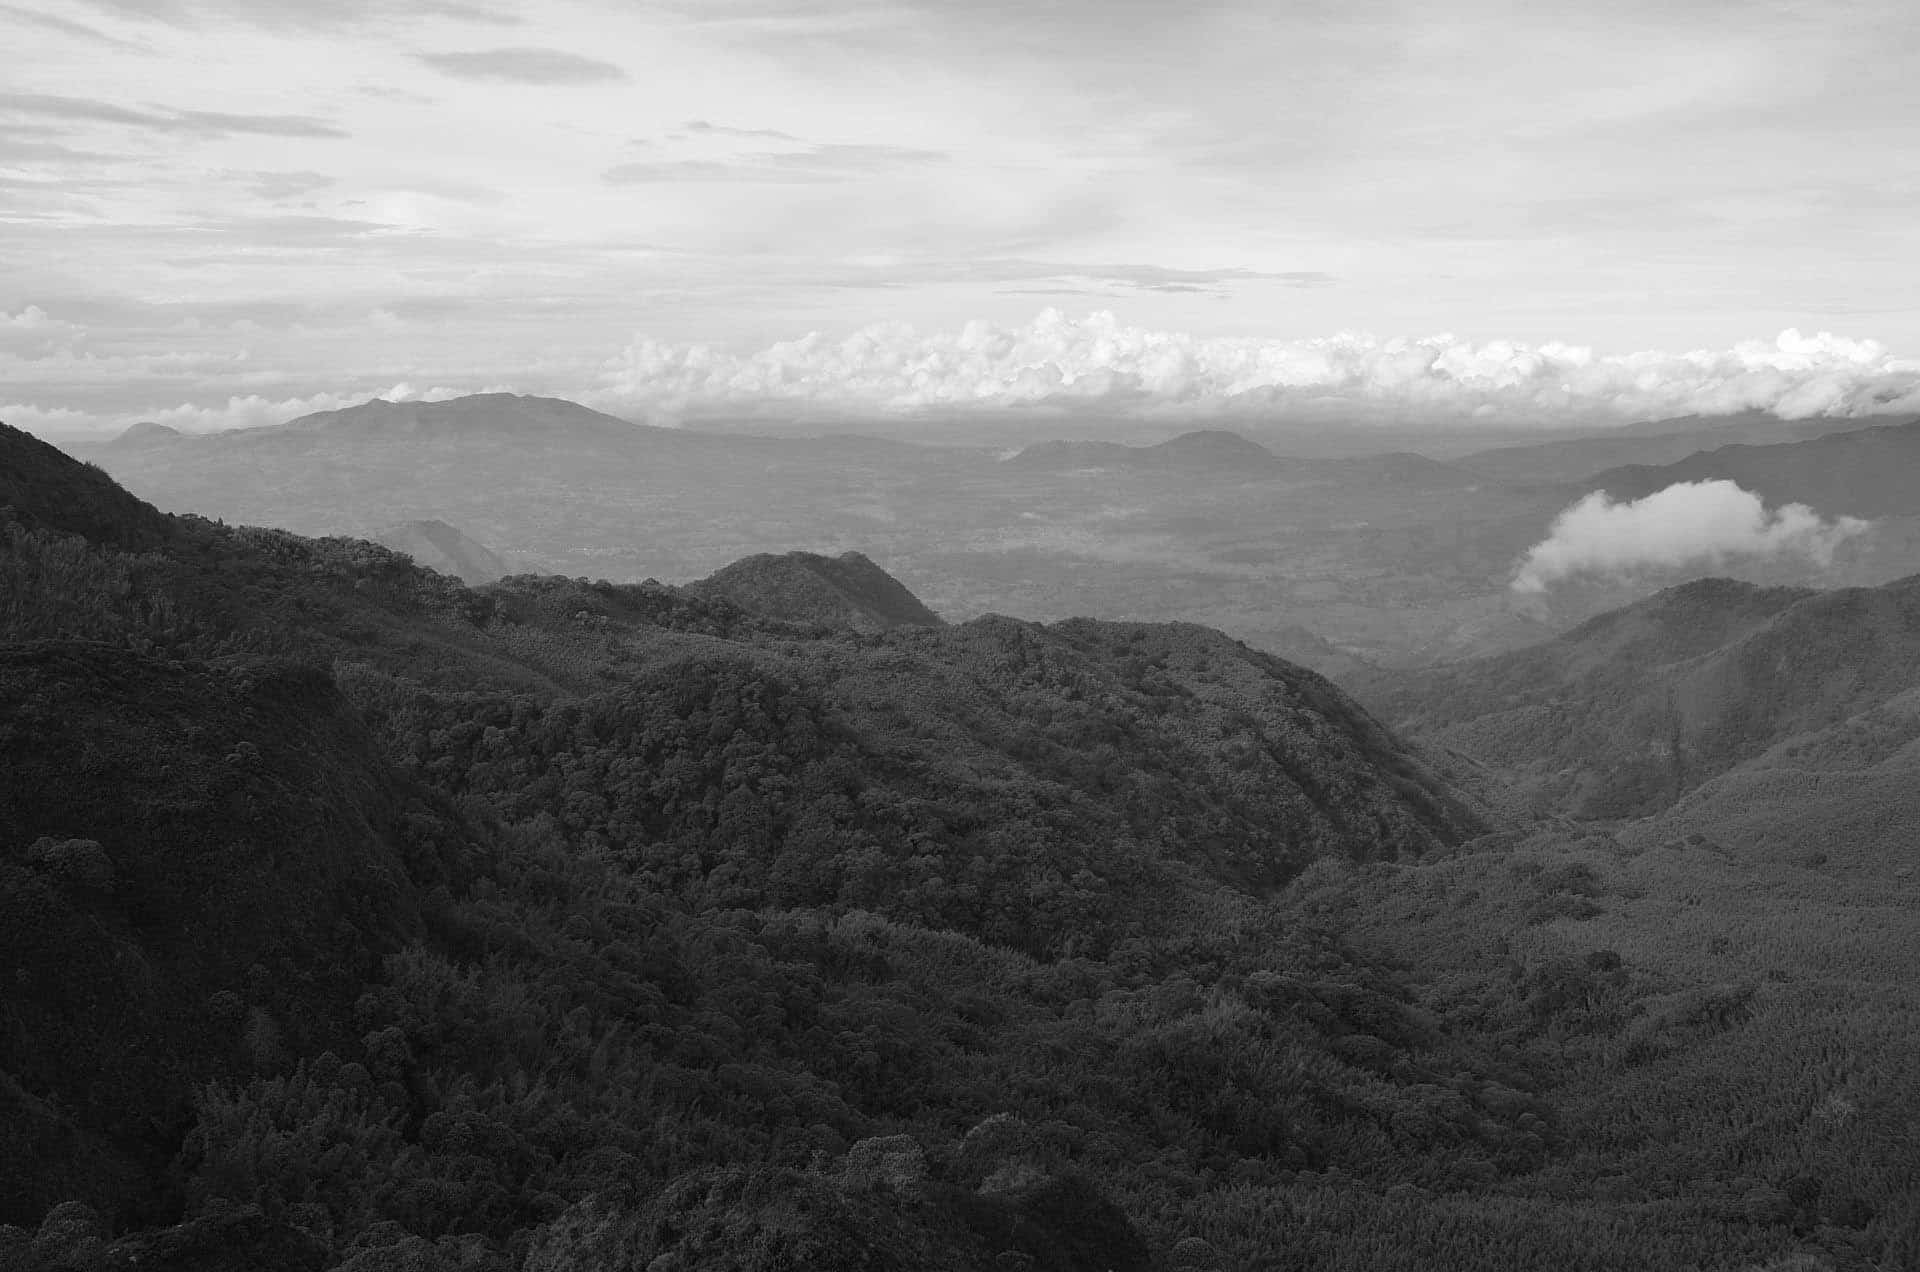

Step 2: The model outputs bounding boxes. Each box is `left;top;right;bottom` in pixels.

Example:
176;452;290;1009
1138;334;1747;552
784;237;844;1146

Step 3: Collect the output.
0;92;347;138
605;143;947;185
2;305;66;329
682;119;800;142
415;47;628;84
1511;481;1871;593
999;263;1334;296
0;402;94;433
66;0;520;30
595;310;1920;423
0;4;145;49
230;169;337;201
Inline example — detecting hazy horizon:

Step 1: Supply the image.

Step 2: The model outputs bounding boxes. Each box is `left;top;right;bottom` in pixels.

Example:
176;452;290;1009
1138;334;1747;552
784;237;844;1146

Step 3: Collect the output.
8;0;1920;438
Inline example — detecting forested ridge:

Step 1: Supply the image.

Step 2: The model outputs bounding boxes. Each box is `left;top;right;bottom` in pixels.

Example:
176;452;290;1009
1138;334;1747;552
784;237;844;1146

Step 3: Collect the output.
1346;575;1920;818
3;422;1915;1270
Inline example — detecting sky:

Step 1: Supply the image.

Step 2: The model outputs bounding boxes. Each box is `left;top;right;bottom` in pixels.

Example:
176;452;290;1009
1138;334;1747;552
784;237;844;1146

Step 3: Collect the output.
6;0;1920;435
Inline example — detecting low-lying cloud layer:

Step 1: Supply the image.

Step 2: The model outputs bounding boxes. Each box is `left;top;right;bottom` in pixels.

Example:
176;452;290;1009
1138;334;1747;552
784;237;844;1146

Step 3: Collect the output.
597;311;1920;424
12;307;1920;437
1;383;483;437
1512;481;1871;593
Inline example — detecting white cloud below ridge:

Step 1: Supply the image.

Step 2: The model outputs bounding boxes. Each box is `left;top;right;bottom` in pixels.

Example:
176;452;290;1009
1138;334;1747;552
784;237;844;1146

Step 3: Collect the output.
1512;480;1871;593
598;311;1920;425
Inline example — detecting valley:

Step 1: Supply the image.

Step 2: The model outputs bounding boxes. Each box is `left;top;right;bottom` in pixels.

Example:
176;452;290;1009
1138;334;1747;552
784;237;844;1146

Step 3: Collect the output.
5;418;1919;1269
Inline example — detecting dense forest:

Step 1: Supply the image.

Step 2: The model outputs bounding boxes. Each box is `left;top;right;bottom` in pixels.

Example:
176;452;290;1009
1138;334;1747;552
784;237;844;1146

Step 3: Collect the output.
3;422;1916;1270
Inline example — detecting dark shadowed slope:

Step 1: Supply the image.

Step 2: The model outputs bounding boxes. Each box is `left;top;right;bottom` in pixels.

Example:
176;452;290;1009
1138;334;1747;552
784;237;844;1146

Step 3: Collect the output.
0;422;173;550
2;426;1514;1269
687;549;944;631
1587;417;1920;517
1346;573;1920;817
372;518;512;585
0;428;484;1227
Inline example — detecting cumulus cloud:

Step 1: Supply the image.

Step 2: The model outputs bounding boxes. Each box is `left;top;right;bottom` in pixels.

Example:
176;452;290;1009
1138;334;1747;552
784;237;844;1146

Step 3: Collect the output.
2;305;64;329
1511;481;1870;593
136;384;480;433
0;401;94;433
596;310;1920;423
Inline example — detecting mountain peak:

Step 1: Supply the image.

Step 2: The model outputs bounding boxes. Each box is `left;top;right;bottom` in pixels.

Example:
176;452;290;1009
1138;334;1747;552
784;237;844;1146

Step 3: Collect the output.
275;393;650;441
104;421;184;450
688;549;944;632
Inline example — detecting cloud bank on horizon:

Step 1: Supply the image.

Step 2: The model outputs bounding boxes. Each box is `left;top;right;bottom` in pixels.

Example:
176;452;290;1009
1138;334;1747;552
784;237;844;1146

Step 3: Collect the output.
596;311;1920;424
9;0;1920;443
9;309;1920;436
1513;480;1871;593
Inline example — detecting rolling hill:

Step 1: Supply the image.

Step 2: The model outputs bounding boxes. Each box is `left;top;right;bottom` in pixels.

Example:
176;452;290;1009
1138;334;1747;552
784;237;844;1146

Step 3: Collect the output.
687;549;946;631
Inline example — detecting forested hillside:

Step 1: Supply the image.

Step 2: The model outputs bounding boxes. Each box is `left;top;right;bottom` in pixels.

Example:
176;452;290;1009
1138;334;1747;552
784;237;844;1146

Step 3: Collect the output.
1346;576;1920;817
686;549;946;631
4;423;1916;1271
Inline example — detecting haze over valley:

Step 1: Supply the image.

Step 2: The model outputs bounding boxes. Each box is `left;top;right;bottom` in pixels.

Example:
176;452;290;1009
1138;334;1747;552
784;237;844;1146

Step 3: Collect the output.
74;394;1920;670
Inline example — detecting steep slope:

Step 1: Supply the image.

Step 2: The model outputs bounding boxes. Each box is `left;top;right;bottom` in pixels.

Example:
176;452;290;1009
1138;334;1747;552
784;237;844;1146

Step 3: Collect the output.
686;549;944;631
0;422;173;550
1623;683;1920;873
0;430;487;1227
372;518;512;585
1347;574;1920;817
1588;417;1920;517
0;646;471;1225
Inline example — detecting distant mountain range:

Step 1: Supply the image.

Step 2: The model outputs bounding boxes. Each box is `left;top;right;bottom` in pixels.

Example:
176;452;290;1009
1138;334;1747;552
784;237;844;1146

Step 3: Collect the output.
62;394;1920;671
1452;411;1881;484
1589;417;1920;517
1004;429;1481;489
